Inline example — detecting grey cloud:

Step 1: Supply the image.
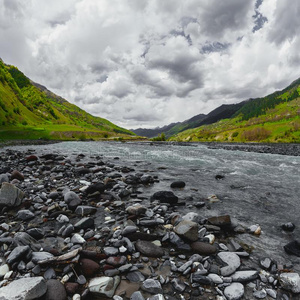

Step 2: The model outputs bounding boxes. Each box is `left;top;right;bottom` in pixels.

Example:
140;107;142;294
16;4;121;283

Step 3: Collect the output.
201;42;231;54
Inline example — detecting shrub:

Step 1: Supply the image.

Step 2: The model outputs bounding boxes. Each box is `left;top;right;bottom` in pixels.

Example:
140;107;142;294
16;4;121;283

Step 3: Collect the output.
241;127;271;141
232;131;239;137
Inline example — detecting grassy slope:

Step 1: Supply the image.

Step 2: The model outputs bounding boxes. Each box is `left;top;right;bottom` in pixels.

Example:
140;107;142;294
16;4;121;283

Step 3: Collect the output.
0;60;135;140
170;89;300;143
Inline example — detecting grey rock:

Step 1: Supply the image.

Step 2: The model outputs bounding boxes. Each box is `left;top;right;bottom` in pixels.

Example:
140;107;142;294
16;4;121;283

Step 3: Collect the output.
0;182;24;207
192;273;212;285
6;245;31;265
260;257;272;269
14;232;41;251
253;289;267;299
71;233;86;244
0;276;47;300
75;205;97;216
17;209;35;221
104;247;119;256
208;273;223;284
45;279;67;300
231;270;258;282
130;291;145;300
224;282;244;300
62;224;74;237
280;273;300;293
0;264;9;278
88;276;120;298
74;217;94;229
141;279;163;294
266;288;277;299
122;225;137;236
64;191;81;209
191;241;217;255
32;252;54;264
174;220;199;242
152;191;178;205
44;267;56;279
217;252;241;276
126;204;147;216
126;271;145;282
0;174;9;184
172;278;186;292
182;212;200;223
135;240;164;258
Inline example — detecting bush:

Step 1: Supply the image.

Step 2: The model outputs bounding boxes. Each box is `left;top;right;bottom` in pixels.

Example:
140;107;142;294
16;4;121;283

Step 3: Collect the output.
232;131;239;137
241;127;271;141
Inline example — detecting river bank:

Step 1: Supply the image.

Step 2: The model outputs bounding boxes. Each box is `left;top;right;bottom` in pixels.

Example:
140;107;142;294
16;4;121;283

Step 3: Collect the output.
0;143;299;299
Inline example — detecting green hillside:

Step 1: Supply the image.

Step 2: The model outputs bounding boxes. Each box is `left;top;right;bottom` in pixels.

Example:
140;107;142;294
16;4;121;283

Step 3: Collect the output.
170;80;300;143
0;59;135;140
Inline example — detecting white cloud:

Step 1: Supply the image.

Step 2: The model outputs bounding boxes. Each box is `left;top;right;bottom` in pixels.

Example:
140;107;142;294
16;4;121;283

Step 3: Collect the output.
0;0;299;129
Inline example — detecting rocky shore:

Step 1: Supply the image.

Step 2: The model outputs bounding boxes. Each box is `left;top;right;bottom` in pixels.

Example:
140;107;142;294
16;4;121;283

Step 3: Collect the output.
0;147;299;300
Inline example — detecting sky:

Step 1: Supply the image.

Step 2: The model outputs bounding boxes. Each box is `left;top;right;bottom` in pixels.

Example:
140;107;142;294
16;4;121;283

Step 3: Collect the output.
0;0;300;129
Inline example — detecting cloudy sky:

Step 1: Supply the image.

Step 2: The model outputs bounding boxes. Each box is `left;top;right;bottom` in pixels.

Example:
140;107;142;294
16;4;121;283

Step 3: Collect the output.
1;0;299;129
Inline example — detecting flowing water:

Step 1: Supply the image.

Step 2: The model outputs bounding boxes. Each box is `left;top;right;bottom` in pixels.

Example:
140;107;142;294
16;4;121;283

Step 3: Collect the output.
6;141;300;271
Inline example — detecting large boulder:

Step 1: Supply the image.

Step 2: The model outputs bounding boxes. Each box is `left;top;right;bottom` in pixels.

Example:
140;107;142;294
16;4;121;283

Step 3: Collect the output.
0;182;24;207
0;277;47;300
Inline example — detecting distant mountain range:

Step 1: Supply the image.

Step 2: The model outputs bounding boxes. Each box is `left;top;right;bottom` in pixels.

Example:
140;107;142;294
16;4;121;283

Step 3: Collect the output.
0;59;134;140
133;78;300;143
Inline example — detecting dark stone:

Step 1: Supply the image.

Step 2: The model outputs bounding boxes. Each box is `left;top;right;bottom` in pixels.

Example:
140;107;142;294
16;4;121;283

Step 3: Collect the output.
27;228;43;240
11;170;24;181
85;182;105;195
75;167;91;175
170;181;186;188
74;217;94;230
6;245;31;265
125;232;160;241
215;175;225;180
135;240;164;258
79;258;100;277
65;282;79;295
281;222;296;232
207;215;231;227
26;155;38;162
284;240;300;257
192;273;212;285
45;279;67;300
152;191;178;205
191;242;218;255
126;271;145;282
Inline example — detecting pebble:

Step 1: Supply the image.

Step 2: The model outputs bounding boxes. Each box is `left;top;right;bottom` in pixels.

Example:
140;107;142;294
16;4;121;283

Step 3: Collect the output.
224;282;244;300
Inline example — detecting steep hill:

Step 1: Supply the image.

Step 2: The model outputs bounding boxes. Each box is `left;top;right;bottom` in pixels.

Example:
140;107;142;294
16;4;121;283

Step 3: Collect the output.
170;79;300;143
0;59;135;140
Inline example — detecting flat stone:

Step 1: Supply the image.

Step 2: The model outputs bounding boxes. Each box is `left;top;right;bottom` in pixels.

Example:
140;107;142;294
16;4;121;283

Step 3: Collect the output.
0;276;47;300
32;252;54;264
75;206;97;216
79;258;100;277
126;271;145;282
6;245;31;265
207;215;231;227
224;282;244;300
71;233;86;244
152;191;178;205
170;181;186;188
174;220;199;242
191;242;217;255
208;273;223;284
74;217;94;229
280;272;300;293
192;273;212;285
231;270;258;282
126;204;147;216
260;257;272;269
106;256;127;267
218;252;241;276
14;232;41;251
17;209;35;221
104;247;119;256
88;276;120;298
0;182;24;207
141;279;163;294
135;240;164;257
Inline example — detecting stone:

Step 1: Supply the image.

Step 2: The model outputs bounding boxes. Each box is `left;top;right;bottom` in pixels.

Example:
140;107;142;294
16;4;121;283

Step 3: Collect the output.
253;289;267;299
217;252;241;276
104;247;119;256
130;291;145;300
11;170;24;181
224;282;244;300
56;214;69;223
170;181;186;188
64;191;81;210
174;220;199;242
27;228;43;240
284;240;300;257
135;240;164;257
0;276;47;300
192;273;212;285
79;258;100;277
282;222;295;232
85;182;105;195
0;264;9;278
106;256;127;267
65;282;79;295
182;212;200;223
208;273;223;284
74;217;94;229
260;257;272;269
126;204;147;216
14;232;41;251
207;215;231;227
231;270;258;282
17;209;35;221
44;268;56;279
141;279;163;294
191;242;217;255
62;224;74;237
152;191;178;205
45;279;67;300
126;271;145;282
75;205;97;216
32;252;54;264
122;225;137;236
266;288;277;299
0;182;24;207
6;245;31;265
279;273;300;293
0;174;9;184
88;276;120;298
26;155;38;162
71;233;86;244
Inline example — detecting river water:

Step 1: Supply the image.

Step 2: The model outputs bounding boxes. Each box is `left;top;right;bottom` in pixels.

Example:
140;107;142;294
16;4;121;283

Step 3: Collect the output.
6;141;300;271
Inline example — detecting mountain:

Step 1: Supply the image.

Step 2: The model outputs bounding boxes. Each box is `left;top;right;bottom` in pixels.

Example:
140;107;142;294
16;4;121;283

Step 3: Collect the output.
170;78;300;143
0;59;135;140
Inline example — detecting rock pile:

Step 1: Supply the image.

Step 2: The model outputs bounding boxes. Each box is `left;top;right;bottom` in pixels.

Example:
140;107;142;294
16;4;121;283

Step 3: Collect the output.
0;148;299;299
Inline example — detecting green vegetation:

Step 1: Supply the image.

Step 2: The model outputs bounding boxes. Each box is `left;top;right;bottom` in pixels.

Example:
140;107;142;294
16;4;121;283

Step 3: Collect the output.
151;132;166;141
0;60;136;141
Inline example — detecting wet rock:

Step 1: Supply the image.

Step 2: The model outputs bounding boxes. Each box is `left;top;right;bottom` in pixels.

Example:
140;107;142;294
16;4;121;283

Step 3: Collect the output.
191;241;217;255
88;276;120;298
141;279;163;294
126;204;147;216
280;273;300;293
174;220;199;242
0;276;47;299
85;182;105;195
32;252;54;264
284;240;300;257
217;252;241;276
0;182;24;207
6;245;31;265
75;205;97;216
79;258;100;277
170;181;186;188
17;209;35;221
224;282;244;300
107;256;127;267
135;240;164;257
74;217;94;229
27;228;44;240
281;222;295;232
61;224;74;237
207;215;231;227
11;170;24;181
231;270;258;282
152;191;178;205
45;279;67;300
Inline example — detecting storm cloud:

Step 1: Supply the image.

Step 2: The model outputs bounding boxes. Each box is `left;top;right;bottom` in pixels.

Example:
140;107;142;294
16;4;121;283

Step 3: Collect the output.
0;0;299;128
